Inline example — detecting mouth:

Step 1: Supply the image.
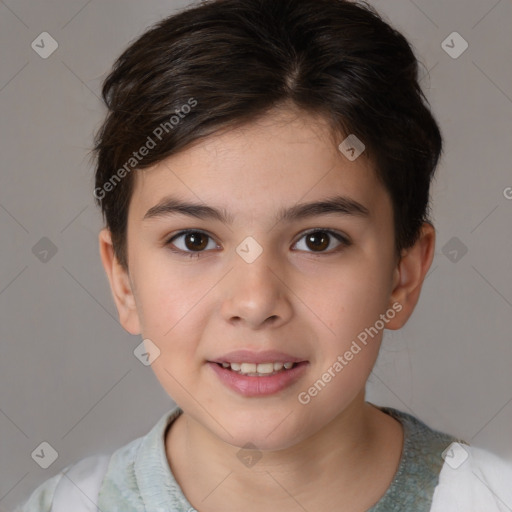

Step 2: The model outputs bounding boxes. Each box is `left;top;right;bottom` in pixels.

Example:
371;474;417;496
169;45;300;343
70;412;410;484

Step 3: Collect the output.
206;358;309;397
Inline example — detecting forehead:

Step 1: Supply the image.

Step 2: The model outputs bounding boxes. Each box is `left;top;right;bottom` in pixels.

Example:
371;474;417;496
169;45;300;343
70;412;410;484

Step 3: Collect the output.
128;108;391;224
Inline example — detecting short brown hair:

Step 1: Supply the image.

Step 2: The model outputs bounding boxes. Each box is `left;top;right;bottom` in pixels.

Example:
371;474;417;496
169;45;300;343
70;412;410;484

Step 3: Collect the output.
93;0;442;270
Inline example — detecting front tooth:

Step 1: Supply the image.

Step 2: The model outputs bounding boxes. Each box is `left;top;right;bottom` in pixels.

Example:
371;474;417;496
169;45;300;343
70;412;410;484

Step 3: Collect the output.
240;363;257;373
283;362;294;369
256;363;274;374
230;362;241;371
273;362;284;371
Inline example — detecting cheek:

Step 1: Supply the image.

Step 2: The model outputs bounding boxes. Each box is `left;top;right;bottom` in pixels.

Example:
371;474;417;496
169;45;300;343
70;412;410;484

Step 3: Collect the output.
131;276;202;380
314;260;393;340
133;257;201;336
137;272;206;401
296;269;389;417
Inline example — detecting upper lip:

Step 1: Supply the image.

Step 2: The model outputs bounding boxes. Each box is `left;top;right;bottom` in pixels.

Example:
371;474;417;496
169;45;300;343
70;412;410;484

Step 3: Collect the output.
209;350;306;364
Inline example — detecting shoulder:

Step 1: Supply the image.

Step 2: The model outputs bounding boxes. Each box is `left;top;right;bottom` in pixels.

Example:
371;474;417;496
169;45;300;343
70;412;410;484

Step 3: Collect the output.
13;472;63;512
15;406;183;512
15;433;147;512
372;404;512;511
13;454;110;512
98;408;183;509
431;442;512;511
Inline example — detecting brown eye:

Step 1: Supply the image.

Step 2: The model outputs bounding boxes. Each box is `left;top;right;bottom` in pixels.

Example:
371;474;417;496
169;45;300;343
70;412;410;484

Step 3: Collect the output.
304;231;330;252
183;232;209;251
167;230;218;257
293;229;351;254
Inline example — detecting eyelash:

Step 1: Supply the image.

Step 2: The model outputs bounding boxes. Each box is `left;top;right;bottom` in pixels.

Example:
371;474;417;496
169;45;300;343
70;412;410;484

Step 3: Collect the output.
165;228;352;259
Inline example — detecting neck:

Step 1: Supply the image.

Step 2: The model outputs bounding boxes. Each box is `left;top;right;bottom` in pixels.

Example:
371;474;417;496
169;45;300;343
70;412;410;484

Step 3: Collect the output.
165;393;403;511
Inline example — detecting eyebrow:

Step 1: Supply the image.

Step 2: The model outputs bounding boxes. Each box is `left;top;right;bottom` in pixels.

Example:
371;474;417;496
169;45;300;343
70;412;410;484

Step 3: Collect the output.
143;194;370;224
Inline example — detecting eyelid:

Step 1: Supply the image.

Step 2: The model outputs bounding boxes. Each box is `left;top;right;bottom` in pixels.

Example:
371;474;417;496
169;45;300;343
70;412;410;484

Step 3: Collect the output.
294;227;351;246
165;227;351;256
165;228;220;250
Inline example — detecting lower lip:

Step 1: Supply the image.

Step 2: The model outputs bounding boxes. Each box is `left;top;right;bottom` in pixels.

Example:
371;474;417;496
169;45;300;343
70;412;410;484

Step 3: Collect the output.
207;361;309;397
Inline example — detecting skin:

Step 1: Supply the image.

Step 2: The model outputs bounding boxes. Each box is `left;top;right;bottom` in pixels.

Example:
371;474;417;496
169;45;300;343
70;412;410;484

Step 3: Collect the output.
99;106;435;511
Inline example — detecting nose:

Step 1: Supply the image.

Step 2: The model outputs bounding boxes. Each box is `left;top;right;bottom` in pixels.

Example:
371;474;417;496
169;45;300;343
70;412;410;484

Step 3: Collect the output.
220;248;293;330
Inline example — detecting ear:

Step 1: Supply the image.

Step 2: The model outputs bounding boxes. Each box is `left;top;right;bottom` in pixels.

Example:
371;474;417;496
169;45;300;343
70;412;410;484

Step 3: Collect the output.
98;228;141;335
386;222;435;329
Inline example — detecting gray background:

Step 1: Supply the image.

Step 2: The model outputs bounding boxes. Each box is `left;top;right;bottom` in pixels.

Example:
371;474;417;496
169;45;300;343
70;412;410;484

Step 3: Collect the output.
1;0;511;509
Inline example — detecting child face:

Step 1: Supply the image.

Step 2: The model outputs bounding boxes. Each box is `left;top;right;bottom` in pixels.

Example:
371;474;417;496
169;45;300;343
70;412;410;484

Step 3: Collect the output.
106;107;405;450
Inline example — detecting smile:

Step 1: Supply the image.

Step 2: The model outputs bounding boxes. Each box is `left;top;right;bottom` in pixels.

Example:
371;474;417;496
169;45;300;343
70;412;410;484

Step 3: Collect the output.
207;361;309;396
219;361;296;376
